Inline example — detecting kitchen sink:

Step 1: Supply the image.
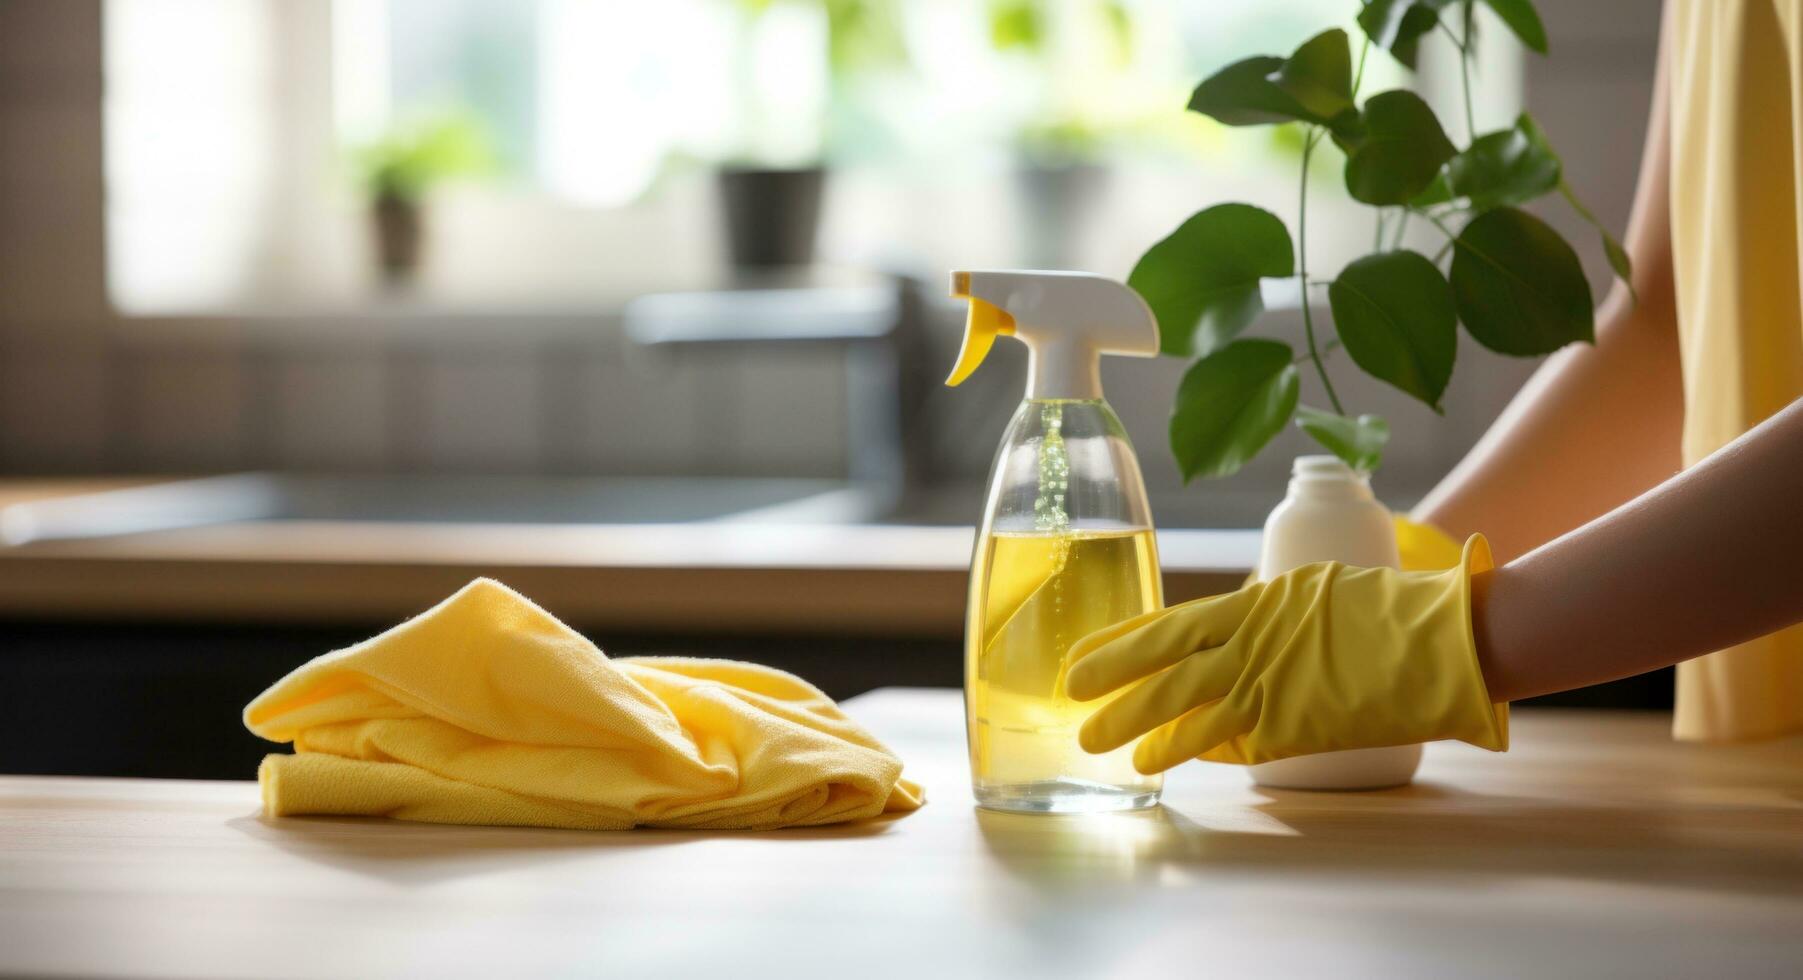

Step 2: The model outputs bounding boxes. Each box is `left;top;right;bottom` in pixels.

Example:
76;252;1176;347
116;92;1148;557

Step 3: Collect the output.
0;473;1274;546
0;473;921;544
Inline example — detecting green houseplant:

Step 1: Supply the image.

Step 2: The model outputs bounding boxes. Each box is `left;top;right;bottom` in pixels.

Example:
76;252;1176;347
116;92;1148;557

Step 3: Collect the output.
1129;0;1631;480
355;115;493;282
720;0;908;268
987;0;1134;269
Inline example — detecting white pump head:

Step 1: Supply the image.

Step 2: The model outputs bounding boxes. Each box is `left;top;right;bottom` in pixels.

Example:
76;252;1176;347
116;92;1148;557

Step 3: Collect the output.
946;270;1159;400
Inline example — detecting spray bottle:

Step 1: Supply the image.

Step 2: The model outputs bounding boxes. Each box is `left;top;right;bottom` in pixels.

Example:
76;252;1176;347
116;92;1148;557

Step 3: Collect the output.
946;270;1163;813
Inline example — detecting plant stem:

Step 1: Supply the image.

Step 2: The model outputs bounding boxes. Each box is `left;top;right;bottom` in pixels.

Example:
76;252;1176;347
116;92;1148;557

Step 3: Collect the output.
1294;338;1342;365
1426;212;1459;263
1391;208;1410;250
1352;36;1371;97
1459;1;1477;140
1374;208;1387;251
1434;9;1479;141
1297;128;1345;416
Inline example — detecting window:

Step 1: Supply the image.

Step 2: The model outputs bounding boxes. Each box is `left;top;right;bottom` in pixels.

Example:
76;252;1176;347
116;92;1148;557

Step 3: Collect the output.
104;0;1502;315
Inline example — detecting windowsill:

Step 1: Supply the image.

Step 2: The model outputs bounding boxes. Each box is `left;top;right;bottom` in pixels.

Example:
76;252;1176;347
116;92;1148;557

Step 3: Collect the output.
107;265;896;347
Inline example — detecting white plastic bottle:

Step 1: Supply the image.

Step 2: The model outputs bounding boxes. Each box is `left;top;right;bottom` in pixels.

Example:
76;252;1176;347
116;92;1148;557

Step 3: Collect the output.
1249;455;1423;790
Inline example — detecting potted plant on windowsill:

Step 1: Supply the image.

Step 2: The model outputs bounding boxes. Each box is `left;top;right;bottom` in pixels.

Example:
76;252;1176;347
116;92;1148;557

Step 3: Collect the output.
1130;0;1631;482
985;0;1135;270
718;0;908;270
355;114;494;285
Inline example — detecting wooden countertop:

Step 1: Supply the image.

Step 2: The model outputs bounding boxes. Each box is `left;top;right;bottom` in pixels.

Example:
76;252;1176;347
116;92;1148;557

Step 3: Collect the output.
0;479;1254;636
3;691;1800;978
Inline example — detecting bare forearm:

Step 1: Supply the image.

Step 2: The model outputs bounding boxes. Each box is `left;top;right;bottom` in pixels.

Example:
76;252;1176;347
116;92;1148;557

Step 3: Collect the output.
1416;29;1682;562
1473;398;1803;702
1417;290;1683;562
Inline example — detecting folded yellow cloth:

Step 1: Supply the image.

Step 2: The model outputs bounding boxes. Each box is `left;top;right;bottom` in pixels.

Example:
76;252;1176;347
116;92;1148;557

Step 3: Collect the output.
244;578;923;831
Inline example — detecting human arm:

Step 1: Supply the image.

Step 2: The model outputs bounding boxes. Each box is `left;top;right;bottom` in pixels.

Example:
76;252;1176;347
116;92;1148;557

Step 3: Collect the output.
1414;22;1684;563
1069;399;1803;771
1473;396;1803;702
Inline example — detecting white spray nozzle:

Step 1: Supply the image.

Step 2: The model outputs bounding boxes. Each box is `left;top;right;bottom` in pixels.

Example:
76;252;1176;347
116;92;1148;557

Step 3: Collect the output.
947;270;1158;400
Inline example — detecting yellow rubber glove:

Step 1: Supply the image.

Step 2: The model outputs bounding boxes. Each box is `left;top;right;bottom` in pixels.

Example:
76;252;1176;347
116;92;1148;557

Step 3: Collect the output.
1067;535;1509;774
1393;513;1464;571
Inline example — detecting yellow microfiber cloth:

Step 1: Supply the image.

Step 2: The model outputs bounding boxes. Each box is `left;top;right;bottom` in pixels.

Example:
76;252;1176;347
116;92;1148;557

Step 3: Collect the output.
244;578;924;831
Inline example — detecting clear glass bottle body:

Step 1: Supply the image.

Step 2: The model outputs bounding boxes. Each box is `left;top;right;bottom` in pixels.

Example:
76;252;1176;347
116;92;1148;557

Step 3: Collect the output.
965;398;1164;812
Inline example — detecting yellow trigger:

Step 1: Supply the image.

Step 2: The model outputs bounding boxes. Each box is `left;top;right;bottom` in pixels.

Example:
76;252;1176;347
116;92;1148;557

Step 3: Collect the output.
945;297;1015;387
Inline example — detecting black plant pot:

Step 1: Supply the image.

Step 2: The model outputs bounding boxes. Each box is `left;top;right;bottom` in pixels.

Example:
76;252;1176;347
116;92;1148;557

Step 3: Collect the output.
1013;161;1108;271
371;193;424;283
717;166;825;270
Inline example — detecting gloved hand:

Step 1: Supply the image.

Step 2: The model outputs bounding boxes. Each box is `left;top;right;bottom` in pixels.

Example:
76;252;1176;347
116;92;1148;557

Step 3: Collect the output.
1393;513;1464;571
1067;535;1509;774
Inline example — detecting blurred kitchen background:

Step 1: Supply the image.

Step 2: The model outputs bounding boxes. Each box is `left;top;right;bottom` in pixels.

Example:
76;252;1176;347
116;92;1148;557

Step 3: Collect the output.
0;0;1664;778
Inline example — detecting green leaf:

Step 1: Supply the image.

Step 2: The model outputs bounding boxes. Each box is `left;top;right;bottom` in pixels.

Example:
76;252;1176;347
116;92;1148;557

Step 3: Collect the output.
1128;204;1295;358
1329;250;1458;409
1268;29;1354;122
1451;206;1595;355
1101;0;1132;62
1358;0;1418;46
988;0;1044;51
1169;340;1300;481
1295;406;1390;472
1559;180;1637;304
1599;233;1635;298
1447;114;1561;211
1410;170;1454;207
1342;90;1457;205
1188;31;1358;128
1189;56;1309;126
1358;0;1443;69
1352;0;1549;71
824;0;910;76
1481;0;1548;54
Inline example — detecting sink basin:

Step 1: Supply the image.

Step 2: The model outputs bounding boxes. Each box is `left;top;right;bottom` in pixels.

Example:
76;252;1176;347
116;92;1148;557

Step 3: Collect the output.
1;474;1273;546
0;473;911;544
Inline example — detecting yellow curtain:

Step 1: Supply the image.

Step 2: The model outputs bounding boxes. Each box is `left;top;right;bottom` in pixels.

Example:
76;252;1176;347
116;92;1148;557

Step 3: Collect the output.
1667;0;1803;739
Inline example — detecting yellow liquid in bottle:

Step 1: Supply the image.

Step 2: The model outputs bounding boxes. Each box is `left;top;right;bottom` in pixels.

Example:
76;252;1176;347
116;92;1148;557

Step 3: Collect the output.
966;527;1164;810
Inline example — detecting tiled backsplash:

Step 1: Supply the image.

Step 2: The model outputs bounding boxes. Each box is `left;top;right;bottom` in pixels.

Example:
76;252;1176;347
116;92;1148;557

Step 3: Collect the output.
0;302;1540;523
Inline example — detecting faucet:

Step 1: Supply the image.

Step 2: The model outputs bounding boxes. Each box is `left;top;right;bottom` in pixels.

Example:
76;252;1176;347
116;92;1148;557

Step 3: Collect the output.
622;273;932;498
